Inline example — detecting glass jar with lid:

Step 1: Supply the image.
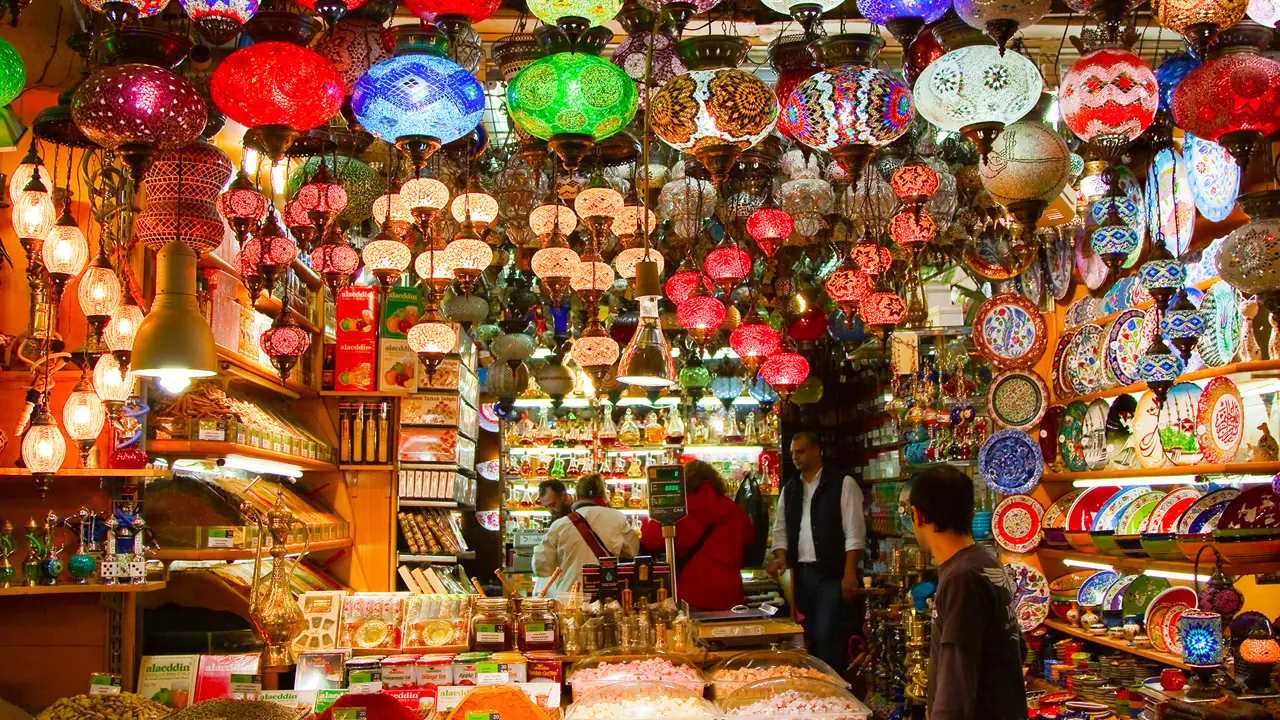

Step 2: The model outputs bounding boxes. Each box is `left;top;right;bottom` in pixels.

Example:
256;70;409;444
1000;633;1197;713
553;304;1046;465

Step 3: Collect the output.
517;597;559;651
471;597;514;652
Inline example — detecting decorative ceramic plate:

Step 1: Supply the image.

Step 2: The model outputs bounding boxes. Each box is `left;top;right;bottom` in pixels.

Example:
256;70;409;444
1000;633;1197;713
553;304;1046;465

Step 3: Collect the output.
1097;317;1121;388
1105;395;1138;469
1067;324;1106;395
1052;333;1076;399
1044;489;1085;530
1082;398;1111;470
1006;561;1051;632
1218;484;1280;531
1147;487;1203;534
1129;278;1151;308
1018;256;1044;305
1103;574;1138;612
1046;226;1074;301
1039;405;1065;465
994;494;1045;553
1148;604;1173;653
1106;309;1146;387
964;232;1036;280
1074;223;1109;291
1188;503;1232;534
1133;390;1166;469
989;371;1050;431
1185;133;1240;223
979;430;1044;495
1121;574;1170;618
1196;377;1244;464
1145;586;1198;631
973;293;1048;370
1067;485;1123;532
1102;277;1135;316
1158;382;1203;466
1164;606;1191;656
1066;297;1099;329
1077;570;1120;606
1049;570;1094;595
1058;401;1089;472
1176;488;1241;535
1198;282;1241;368
1147;146;1196;257
1094;487;1155;532
1114;490;1165;535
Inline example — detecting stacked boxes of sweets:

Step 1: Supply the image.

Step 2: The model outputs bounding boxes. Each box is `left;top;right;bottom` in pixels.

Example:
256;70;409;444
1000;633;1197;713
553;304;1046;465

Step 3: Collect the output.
397;467;477;506
397;509;468;556
149;383;336;463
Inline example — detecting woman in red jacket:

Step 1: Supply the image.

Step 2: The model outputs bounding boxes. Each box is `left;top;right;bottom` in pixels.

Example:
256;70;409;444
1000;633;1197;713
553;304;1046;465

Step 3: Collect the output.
640;460;754;611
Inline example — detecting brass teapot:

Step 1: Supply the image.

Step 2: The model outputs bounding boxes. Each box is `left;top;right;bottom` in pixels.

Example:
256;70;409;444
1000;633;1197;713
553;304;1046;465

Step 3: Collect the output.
243;492;308;669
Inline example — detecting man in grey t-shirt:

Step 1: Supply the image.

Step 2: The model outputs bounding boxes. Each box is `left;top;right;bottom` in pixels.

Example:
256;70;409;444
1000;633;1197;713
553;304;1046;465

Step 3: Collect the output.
908;466;1027;720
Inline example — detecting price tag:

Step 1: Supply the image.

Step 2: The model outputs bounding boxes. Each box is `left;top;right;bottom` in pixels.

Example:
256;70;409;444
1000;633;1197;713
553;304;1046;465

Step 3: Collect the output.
207;529;235;549
333;708;366;720
89;674;121;696
475;672;510;686
229;674;261;700
466;713;499;720
347;671;382;695
198;420;225;441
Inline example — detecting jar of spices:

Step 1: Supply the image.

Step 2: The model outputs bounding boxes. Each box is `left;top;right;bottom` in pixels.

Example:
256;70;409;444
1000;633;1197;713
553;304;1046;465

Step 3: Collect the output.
471;597;513;652
518;598;559;651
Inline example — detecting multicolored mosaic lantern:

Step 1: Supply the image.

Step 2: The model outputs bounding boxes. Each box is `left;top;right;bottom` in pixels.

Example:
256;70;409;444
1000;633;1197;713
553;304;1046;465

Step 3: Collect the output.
1161;289;1204;361
855;0;951;45
179;0;259;44
1152;0;1249;58
612;31;685;107
1060;48;1158;149
526;0;622;29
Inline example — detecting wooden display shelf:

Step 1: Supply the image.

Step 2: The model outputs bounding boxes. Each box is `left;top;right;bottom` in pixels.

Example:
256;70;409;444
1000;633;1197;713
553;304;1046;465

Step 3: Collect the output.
1035;548;1280;576
1054;359;1280;405
1063;278;1221;336
218;348;317;399
147;440;338;472
399;499;461;508
1041;461;1280;483
398;551;475;562
1043;618;1189;670
319;390;410;397
340;464;396;471
0;468;171;478
154;538;351;561
0;581;166;596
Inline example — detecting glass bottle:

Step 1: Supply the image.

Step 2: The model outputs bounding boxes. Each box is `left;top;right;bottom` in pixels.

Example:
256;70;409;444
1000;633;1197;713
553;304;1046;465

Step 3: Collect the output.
644;410;666;445
626;456;644;478
598;408;618;446
470;597;514;651
515;412;535;445
550;455;567;479
618;409;641;446
743;412;757;444
722;409;743;444
609;486;624;508
665;408;686;445
689;415;708;445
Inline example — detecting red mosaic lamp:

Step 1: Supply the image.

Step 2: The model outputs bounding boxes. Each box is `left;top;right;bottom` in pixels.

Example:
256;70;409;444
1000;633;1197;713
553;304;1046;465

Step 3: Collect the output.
665;267;715;305
310;238;361;297
260;301;313;382
825;268;872;318
860;283;908;343
218;170;271;247
703;244;753;292
760;348;809;400
729;316;782;375
746;204;793;260
677;287;727;349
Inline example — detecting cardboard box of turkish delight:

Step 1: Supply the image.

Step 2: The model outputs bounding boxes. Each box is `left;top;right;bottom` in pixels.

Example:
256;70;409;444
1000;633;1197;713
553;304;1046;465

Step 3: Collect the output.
336;287;378;392
137;654;199;709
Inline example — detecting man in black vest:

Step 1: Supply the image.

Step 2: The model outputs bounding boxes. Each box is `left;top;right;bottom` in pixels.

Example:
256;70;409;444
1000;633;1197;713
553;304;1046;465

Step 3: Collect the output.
766;431;866;673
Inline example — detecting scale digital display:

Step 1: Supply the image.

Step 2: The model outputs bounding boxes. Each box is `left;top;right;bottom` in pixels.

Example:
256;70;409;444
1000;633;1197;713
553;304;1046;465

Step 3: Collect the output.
646;465;687;525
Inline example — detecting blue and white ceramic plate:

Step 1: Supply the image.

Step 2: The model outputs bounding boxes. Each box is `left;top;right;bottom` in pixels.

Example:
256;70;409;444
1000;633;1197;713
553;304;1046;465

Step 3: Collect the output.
979;429;1044;495
1198;281;1241;368
1185;133;1240;223
1077;570;1120;607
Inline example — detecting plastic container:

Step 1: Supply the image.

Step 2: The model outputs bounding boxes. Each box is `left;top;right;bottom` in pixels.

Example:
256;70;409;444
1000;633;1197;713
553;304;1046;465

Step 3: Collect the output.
567;649;707;700
720;676;873;720
565;681;718;720
707;649;848;699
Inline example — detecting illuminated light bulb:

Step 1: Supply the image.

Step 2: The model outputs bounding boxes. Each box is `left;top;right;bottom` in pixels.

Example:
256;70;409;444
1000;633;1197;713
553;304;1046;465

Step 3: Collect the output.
611;205;658;240
11;173;55;240
93;353;135;404
401;177;451;210
408;318;458;379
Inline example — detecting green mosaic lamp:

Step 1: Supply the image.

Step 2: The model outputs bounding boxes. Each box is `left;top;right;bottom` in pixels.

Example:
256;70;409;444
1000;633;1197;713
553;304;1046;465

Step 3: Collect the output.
0;38;24;108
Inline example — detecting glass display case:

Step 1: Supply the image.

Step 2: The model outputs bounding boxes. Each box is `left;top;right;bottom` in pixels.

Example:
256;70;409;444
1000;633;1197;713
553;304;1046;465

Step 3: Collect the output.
565;681;719;720
706;648;847;699
566;649;708;699
719;676;873;720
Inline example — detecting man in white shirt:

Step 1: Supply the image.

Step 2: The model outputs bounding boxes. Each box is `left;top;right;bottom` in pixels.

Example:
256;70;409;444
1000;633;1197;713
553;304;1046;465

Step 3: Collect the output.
766;431;866;673
534;474;639;599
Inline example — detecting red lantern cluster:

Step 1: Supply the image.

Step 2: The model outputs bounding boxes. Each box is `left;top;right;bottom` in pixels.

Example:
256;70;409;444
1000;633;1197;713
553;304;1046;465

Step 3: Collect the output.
760;350;809;397
729;319;782;370
665;270;715;305
849;242;894;276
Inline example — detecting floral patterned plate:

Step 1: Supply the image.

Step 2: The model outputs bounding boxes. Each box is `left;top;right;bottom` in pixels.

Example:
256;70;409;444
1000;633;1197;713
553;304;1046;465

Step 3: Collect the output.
1145;586;1198;635
1114;490;1166;536
1147;146;1195;257
1176;488;1241;535
1106;308;1146;387
1067;324;1106;395
1103;574;1138;612
1007;561;1051;632
1082;398;1111;470
1198;282;1241;368
1146;487;1203;534
1094;487;1155;532
1053;332;1076;399
1196;377;1244;464
1044;490;1085;531
1164;606;1192;656
979;430;1044;495
1046;225;1074;301
1133;390;1166;469
973;293;1048;370
1077;570;1120;606
1066;296;1099;328
1148;604;1173;653
994;494;1045;553
1074;223;1109;291
989;370;1049;431
1059;400;1089;472
1185;133;1240;223
1158;382;1203;466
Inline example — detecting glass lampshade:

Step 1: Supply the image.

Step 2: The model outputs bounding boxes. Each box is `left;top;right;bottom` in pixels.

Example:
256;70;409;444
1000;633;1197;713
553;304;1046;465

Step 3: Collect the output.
312;17;386;93
408;320;458;355
286;156;386;227
105;302;144;355
0;37;25;108
665;270;714;305
401;177;451;210
1061;48;1158;147
1152;0;1248;36
978;120;1073;206
530;204;578;237
8;158;52;208
611;205;658;238
955;0;1050;48
93;353;135;403
860;289;908;328
913;45;1042;133
782;63;913;152
1178;611;1224;667
21;409;65;475
703;246;753;289
746;207;793;259
450;191;500;227
42;211;89;278
570;259;615;294
658;177;717;238
571;333;621;369
73;64;207;154
651;66;778;152
532;245;579;280
1172;52;1280;151
729;319;782;364
11;177;55;239
351;51;485;147
507;52;638;142
211;42;344;132
614;247;665;279
362;238;412;273
78;253;122;320
850;242;894;276
1217;218;1280;295
575;185;625;222
677;294;727;332
446;237;493;273
825;269;873;311
64;380;106;442
760;350;810;393
372;192;414;229
1156;52;1202;112
526;0;621;28
612;31;685;107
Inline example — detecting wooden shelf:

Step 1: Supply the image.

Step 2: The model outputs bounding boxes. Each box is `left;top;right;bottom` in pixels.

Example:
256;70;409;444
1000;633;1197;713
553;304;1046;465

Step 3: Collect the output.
340;464;396;471
1053;359;1280;405
0;581;167;596
0;468;171;478
147;440;338;472
399;499;460;508
217;347;317;399
1036;548;1280;576
154;538;351;561
1041;462;1280;483
319;390;410;397
398;551;475;562
1043;618;1189;670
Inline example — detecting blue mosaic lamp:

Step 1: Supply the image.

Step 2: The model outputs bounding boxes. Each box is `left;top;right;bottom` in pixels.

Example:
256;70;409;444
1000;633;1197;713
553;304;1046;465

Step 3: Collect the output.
855;0;951;45
750;375;780;406
710;374;743;409
1138;238;1186;312
1179;610;1225;700
1138;334;1182;406
1091;220;1140;272
1161;289;1203;362
352;25;485;173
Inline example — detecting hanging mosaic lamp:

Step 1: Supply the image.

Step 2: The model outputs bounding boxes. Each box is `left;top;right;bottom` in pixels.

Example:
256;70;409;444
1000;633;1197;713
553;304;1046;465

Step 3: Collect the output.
315;18;390;96
703;244;753;292
760;349;810;400
746;204;793;260
611;204;659;247
363;228;414;292
574;174;626;244
259;306;312;382
781;34;914;187
1138;241;1186;312
11;170;55;241
78;244;122;340
210;20;344;161
530;202;579;240
446;223;494;294
1090;201;1141;271
1172;21;1280;171
569;249;616;305
825;268;873;318
408;313;458;381
954;0;1050;53
310;239;361;296
1152;0;1249;59
532;232;580;302
855;0;952;46
659;176;718;239
761;0;844;37
1161;288;1204;361
507;46;637;172
405;0;502;37
887;210;937;263
22;407;65;493
286;156;386;227
83;0;170;25
179;0;259;44
859;281;908;343
1155;52;1201;113
978;120;1072;232
571;322;621;384
769;35;822;138
615;246;665;280
677;286;727;349
849;241;894;276
63;375;106;465
1138;333;1181;405
1060;47;1158;152
729;316;782;374
402;176;451;233
890;156;940;211
218;170;270;247
665;267;714;305
105;299;144;365
0;37;24;108
612;14;685;107
42;202;89;300
650;35;778;184
352;25;485;172
72;64;207;184
294;0;368;24
1249;0;1280;26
